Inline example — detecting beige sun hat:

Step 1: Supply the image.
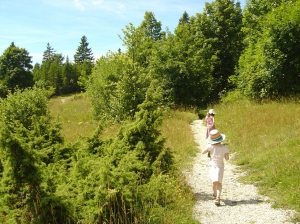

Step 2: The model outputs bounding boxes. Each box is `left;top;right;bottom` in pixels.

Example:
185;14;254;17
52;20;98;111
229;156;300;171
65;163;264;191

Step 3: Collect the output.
206;129;225;144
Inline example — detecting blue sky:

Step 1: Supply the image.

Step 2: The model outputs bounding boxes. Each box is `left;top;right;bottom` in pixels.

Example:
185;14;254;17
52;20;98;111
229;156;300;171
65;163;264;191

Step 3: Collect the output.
0;0;245;65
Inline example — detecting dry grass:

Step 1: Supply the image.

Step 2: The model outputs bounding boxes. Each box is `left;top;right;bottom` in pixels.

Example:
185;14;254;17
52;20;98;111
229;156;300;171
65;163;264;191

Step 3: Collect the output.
161;110;199;170
212;98;300;214
49;92;300;219
49;93;98;143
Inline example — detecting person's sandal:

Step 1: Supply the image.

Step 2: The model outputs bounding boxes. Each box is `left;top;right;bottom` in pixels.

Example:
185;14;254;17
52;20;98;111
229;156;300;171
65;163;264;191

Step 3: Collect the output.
213;194;216;199
215;197;220;206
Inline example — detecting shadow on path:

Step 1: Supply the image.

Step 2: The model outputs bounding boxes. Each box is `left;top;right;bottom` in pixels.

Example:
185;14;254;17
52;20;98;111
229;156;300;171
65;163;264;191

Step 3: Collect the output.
195;192;264;207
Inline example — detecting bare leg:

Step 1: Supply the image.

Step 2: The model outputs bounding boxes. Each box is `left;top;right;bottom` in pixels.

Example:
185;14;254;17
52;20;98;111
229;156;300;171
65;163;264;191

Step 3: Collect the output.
212;183;217;197
215;182;222;198
213;181;222;205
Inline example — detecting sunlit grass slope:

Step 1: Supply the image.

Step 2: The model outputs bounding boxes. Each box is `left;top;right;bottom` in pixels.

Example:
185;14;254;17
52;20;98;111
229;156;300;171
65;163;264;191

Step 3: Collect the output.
49;94;200;223
50;93;300;220
213;98;300;214
49;94;98;143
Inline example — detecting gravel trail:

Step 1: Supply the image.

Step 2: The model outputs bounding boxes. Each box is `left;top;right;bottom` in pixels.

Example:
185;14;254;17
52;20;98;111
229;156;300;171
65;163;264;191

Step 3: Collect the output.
184;119;296;224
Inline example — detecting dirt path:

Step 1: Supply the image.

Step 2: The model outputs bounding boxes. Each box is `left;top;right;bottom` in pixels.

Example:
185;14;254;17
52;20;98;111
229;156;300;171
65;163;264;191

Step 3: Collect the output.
184;119;296;224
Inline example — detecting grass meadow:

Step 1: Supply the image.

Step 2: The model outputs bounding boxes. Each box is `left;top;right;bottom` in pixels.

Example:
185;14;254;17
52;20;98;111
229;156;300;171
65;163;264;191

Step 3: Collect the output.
49;94;300;221
49;94;98;142
212;97;300;218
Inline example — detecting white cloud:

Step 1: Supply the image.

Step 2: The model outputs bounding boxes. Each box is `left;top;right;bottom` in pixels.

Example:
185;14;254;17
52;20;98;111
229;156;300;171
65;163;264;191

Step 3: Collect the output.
92;0;104;5
117;2;125;10
74;0;84;10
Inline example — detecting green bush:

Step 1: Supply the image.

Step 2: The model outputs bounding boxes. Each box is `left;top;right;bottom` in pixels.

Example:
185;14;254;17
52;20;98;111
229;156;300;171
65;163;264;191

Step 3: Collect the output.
0;87;67;223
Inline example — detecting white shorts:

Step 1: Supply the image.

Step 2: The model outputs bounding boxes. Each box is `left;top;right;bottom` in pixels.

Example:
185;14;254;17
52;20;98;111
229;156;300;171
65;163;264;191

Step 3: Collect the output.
209;165;224;183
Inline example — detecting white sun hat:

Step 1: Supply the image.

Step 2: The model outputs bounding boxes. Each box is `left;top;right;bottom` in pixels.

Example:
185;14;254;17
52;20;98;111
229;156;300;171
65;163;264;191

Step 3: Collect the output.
208;109;216;114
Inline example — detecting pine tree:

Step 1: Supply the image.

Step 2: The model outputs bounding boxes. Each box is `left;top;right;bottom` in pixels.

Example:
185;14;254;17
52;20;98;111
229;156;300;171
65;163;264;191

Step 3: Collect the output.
178;11;190;25
74;35;94;64
42;43;56;62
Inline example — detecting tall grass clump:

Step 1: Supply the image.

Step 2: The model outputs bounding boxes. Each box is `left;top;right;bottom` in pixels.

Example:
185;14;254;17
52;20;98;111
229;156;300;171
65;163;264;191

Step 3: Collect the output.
159;110;199;223
212;97;300;214
162;110;199;170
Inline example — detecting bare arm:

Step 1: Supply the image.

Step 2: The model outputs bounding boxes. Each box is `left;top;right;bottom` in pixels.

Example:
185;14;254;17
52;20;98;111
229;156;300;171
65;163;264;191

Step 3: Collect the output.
202;148;208;154
224;153;229;161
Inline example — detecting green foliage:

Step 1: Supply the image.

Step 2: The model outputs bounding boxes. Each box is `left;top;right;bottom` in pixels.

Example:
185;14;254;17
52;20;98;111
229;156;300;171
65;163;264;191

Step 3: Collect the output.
220;89;249;104
199;0;244;97
214;98;300;213
242;0;296;45
75;61;94;91
3;91;201;223
34;53;82;95
61;56;81;94
73;36;94;91
0;86;67;222
121;12;164;69
52;81;176;223
139;11;164;41
172;13;216;106
48;94;197;224
42;43;56;62
147;11;215;108
86;51;152;122
48;55;64;95
0;42;34;93
236;1;300;99
146;1;244;108
74;35;94;64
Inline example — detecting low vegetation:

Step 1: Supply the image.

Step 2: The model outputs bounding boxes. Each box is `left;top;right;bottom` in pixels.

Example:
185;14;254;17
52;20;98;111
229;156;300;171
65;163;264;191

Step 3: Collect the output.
0;87;200;223
1;86;299;223
1;0;300;223
213;95;300;218
49;93;200;223
50;93;300;222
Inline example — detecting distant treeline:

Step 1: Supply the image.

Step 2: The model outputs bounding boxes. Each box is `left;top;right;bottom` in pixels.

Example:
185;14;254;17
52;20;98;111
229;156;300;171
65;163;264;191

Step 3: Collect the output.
1;0;300;109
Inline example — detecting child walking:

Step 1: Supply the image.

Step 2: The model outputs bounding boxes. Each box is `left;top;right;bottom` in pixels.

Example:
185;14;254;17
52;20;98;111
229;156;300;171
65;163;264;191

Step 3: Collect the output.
202;129;229;206
205;109;216;158
205;109;216;139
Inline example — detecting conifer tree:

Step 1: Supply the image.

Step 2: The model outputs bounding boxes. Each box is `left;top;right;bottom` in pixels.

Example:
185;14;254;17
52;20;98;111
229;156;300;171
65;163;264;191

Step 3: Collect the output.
178;11;190;25
74;35;94;64
33;62;42;81
74;36;94;90
42;42;56;62
0;87;64;222
61;56;80;94
68;79;172;222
